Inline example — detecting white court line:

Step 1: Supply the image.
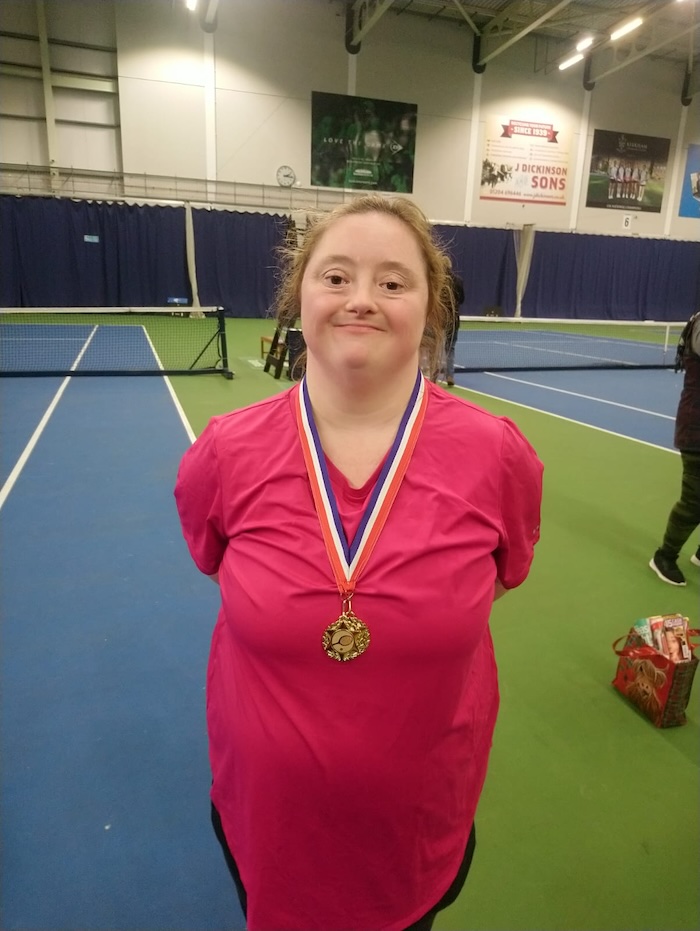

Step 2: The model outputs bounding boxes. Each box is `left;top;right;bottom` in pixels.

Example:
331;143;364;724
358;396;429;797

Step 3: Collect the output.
140;326;196;444
0;326;99;513
453;383;679;454
483;371;675;420
483;337;639;366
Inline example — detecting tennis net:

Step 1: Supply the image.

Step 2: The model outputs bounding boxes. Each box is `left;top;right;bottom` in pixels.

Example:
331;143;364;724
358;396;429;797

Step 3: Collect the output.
0;307;233;378
453;317;685;372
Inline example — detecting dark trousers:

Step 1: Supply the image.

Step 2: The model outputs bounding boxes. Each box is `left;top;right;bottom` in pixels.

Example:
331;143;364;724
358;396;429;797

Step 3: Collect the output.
661;450;700;558
211;803;476;931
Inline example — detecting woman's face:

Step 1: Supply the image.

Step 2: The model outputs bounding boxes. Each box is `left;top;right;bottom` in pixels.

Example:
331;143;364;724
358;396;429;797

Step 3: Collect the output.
299;212;429;377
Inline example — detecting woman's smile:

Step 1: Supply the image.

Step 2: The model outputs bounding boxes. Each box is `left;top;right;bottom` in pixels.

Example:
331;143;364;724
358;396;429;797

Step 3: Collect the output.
335;322;383;333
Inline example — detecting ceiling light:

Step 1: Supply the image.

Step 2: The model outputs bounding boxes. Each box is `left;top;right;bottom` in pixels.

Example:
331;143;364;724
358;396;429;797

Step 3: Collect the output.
610;17;643;41
576;37;593;52
559;52;584;70
186;0;197;10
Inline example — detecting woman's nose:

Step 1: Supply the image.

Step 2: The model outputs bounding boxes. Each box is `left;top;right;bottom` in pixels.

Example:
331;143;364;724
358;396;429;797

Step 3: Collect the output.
346;281;377;314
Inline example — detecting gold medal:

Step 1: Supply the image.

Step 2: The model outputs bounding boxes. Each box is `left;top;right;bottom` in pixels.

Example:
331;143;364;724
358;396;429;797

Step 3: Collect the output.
322;610;370;662
296;373;427;665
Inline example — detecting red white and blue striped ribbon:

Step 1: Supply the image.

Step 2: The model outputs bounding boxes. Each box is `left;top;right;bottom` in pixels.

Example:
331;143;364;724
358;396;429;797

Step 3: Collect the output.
295;370;428;597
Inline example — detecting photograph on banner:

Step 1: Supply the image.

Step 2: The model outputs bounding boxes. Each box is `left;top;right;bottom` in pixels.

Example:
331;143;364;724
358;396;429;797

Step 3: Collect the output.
678;143;700;219
479;116;571;205
586;129;670;213
310;91;417;192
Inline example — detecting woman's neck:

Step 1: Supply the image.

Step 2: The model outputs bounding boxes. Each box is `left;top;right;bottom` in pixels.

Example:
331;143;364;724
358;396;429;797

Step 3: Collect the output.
303;358;420;431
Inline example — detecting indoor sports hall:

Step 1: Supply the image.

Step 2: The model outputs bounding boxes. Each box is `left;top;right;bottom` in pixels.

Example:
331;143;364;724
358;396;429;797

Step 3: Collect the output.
1;2;699;931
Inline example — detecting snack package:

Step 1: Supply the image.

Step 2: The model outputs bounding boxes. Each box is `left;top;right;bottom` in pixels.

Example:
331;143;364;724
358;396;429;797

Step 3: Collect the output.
663;615;691;663
648;616;669;657
633;617;654;647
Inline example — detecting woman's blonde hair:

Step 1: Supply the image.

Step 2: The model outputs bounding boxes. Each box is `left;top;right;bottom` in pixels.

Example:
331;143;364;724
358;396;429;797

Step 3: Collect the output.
274;194;454;375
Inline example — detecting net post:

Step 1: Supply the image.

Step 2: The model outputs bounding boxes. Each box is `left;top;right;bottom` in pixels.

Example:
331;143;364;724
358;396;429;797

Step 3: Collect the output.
217;307;234;379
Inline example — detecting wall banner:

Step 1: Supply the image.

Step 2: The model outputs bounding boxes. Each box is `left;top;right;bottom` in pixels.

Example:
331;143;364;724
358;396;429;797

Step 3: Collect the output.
479;116;570;205
310;91;417;193
678;143;700;219
586;129;670;214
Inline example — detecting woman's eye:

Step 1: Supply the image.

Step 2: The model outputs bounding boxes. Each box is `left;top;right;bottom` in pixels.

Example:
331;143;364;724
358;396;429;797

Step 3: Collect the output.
326;274;345;286
383;280;403;292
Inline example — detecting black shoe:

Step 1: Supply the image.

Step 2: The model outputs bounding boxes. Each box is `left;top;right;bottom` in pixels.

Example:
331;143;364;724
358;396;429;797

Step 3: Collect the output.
649;549;686;586
691;546;700;568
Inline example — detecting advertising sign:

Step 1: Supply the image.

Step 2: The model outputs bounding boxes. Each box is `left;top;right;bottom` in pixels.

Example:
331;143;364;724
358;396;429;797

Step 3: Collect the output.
311;91;417;192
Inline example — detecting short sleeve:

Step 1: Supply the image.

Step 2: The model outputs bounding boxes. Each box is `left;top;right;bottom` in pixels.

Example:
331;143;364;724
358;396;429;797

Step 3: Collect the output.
494;419;543;590
174;418;227;576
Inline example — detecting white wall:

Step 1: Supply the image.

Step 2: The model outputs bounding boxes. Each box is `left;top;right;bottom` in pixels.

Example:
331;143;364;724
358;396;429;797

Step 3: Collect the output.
0;0;698;241
213;0;346;187
0;0;121;172
355;13;474;222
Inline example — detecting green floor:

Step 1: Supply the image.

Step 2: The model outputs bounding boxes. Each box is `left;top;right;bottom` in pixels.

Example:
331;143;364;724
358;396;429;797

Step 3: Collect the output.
172;319;699;931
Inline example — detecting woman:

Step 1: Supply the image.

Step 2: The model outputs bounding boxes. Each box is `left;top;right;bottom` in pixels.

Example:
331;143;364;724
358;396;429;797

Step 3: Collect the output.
175;194;543;931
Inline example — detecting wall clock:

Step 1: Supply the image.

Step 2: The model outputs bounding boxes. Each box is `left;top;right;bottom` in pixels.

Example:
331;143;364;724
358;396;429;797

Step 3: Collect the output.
276;165;296;187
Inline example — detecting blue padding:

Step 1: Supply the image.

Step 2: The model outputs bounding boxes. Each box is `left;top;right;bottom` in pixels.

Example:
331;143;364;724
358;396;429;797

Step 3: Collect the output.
0;196;191;307
523;232;700;321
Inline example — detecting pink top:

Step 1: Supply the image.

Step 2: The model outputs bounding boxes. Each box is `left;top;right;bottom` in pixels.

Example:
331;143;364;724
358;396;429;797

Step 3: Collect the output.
175;381;542;931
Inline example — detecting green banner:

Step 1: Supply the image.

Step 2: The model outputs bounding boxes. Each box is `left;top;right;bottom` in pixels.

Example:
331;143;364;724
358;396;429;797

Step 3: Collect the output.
311;91;417;193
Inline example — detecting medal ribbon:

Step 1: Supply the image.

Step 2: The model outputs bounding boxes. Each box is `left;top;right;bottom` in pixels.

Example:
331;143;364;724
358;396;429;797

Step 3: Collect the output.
295;370;428;598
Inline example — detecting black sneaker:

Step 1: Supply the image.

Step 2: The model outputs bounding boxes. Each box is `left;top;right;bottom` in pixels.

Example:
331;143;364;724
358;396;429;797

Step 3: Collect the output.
691;546;700;568
649;550;686;586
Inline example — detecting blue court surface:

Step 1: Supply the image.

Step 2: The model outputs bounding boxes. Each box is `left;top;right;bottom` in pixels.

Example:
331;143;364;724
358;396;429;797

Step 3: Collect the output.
452;320;682;372
457;367;679;449
0;354;683;930
0;322;160;372
0;374;238;930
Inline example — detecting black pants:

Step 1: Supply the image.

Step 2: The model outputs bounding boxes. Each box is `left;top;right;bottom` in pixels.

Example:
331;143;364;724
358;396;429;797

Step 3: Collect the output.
660;450;700;559
211;803;476;931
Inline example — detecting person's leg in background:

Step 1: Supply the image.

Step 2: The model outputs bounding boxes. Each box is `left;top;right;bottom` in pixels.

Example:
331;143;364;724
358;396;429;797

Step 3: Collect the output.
445;342;456;387
650;450;700;586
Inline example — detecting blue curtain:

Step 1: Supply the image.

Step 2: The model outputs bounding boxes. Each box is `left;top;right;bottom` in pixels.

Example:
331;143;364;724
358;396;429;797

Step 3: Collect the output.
0;195;190;307
523;231;700;321
192;209;289;318
434;225;517;316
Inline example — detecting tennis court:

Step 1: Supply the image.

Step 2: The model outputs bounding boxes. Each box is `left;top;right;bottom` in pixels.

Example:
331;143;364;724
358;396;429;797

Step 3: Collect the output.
1;317;698;931
0;308;232;377
452;319;683;372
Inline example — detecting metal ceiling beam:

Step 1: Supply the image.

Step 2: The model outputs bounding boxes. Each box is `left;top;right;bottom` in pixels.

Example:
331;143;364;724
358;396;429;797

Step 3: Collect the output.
541;1;698;84
199;0;219;32
577;0;699;88
346;0;395;50
204;0;219;26
587;20;700;84
477;0;574;66
451;0;480;35
0;62;117;93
